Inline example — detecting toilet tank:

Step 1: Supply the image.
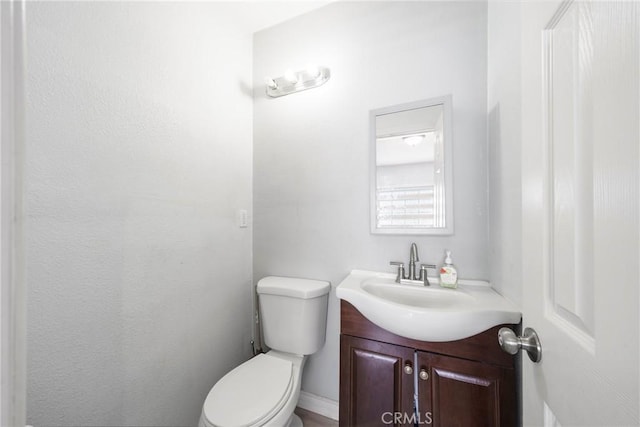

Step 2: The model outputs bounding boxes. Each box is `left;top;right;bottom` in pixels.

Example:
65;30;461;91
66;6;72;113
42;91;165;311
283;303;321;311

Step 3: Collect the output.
257;276;330;355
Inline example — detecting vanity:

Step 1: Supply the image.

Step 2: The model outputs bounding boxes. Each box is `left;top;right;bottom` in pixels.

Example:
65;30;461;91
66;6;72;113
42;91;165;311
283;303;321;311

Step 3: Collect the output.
348;96;524;425
336;271;522;426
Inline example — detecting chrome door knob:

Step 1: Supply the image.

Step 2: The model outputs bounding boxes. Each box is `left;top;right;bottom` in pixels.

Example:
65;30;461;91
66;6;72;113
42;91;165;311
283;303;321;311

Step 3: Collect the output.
498;327;542;363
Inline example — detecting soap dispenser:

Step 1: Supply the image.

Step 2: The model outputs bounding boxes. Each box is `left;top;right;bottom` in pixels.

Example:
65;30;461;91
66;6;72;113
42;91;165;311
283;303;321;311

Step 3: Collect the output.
439;250;458;289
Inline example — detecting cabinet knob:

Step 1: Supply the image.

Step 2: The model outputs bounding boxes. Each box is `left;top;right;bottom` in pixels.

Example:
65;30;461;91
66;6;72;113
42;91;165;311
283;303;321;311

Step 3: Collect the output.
419;369;429;380
403;362;413;375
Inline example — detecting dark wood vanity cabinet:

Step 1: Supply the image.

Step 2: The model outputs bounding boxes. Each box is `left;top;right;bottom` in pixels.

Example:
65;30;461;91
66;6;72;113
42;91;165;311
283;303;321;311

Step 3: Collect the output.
416;351;517;426
340;335;415;426
339;301;519;426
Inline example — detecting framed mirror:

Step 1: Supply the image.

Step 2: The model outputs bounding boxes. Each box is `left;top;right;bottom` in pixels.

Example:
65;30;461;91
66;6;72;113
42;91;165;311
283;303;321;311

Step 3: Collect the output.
370;95;453;235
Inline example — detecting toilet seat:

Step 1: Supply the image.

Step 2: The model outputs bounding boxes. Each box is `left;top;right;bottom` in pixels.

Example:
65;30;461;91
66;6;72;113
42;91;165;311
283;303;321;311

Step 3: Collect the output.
202;353;294;427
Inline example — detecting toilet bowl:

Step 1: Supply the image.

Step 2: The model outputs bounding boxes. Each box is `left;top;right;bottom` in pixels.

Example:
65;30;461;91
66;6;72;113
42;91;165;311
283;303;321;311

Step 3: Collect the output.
198;276;330;427
199;351;305;427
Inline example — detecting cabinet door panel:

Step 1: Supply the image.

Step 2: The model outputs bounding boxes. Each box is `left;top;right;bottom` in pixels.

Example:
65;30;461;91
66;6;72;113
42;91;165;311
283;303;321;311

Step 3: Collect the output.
340;335;415;426
417;352;516;427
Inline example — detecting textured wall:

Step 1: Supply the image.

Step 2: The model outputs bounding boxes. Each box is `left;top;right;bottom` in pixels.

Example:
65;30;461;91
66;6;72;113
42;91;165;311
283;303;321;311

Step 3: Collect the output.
253;1;488;401
25;3;253;425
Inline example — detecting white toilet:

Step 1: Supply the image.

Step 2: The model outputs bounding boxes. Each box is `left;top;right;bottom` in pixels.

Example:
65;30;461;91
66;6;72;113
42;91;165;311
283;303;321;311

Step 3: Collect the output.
199;276;331;427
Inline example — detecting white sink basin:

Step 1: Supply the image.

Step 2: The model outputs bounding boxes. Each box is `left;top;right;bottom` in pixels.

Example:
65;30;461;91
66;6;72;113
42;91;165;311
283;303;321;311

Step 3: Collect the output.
336;270;521;342
362;280;475;308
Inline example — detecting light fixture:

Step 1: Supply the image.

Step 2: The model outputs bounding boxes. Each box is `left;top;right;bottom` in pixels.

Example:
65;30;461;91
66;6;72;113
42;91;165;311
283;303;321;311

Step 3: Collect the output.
264;65;330;98
403;135;425;146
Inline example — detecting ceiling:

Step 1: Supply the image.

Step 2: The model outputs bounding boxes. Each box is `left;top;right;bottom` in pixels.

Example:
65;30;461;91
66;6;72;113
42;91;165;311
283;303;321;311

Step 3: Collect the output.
220;1;333;33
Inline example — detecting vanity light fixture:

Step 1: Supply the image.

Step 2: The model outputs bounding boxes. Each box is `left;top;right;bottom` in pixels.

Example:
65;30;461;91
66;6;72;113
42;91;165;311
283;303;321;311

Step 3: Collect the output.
265;65;330;98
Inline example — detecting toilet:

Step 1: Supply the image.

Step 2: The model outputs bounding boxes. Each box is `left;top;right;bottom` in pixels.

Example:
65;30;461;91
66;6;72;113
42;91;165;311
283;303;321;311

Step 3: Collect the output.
199;276;331;427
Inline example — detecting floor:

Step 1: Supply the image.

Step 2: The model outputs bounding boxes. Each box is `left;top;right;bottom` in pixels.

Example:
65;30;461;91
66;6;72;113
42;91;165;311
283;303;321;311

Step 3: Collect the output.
295;407;338;427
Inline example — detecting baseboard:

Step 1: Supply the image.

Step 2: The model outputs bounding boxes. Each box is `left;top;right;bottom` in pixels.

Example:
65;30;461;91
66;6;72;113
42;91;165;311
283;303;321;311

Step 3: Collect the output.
297;390;339;421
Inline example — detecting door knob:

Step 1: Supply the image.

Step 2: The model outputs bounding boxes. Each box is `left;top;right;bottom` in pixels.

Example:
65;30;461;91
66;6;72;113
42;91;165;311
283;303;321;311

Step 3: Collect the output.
498;327;542;363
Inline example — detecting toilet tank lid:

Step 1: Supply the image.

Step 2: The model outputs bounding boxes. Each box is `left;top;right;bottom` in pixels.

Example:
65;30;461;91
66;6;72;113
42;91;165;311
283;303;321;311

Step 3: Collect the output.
257;276;330;299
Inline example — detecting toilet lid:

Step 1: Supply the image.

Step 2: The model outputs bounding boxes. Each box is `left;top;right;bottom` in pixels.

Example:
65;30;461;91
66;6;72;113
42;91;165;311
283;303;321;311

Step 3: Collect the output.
203;354;293;427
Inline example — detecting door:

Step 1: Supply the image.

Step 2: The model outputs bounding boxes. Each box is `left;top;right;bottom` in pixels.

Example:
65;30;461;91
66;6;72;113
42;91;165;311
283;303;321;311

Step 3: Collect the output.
521;0;639;425
339;335;414;426
0;1;26;426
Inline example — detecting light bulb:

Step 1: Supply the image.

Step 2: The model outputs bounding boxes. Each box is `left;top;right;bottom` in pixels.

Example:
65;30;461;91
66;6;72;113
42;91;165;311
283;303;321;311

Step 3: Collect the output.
306;64;320;78
284;69;298;84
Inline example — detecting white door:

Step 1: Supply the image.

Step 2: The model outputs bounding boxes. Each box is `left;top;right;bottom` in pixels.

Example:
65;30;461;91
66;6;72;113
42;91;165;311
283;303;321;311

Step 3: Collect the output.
520;0;639;425
1;1;26;426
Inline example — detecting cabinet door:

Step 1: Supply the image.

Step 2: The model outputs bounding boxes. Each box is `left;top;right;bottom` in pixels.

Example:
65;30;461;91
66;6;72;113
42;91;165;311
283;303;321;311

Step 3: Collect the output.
340;335;415;426
417;352;517;427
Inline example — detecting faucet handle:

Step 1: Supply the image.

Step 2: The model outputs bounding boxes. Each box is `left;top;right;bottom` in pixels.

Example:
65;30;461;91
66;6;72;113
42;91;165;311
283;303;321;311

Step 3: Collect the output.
390;261;405;283
419;264;437;286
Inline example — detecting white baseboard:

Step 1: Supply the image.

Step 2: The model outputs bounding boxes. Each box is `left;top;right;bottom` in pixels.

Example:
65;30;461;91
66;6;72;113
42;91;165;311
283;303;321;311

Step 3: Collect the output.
297;390;339;421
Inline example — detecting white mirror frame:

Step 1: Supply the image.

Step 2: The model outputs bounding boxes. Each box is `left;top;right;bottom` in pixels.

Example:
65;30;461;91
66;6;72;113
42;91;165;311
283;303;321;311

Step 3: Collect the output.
370;95;454;235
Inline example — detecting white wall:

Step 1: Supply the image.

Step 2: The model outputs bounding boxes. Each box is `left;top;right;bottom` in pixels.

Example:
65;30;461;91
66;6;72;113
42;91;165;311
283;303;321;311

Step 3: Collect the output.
253;1;488;401
25;3;253;425
487;1;522;306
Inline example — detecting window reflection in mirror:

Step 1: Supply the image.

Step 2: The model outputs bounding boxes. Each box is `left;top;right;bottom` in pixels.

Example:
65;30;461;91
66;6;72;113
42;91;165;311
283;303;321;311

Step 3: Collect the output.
370;96;453;235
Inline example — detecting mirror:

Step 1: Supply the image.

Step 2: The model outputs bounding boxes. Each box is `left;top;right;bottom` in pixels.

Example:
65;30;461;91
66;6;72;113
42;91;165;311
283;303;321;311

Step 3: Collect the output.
370;96;453;235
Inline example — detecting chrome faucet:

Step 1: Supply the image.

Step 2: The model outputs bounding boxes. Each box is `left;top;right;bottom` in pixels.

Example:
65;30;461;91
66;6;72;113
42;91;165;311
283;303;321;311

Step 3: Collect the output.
409;243;419;281
390;243;437;286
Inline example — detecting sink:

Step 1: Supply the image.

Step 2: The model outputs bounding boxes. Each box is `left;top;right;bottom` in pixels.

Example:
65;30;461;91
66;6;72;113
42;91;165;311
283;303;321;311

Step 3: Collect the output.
336;270;521;342
361;279;474;308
